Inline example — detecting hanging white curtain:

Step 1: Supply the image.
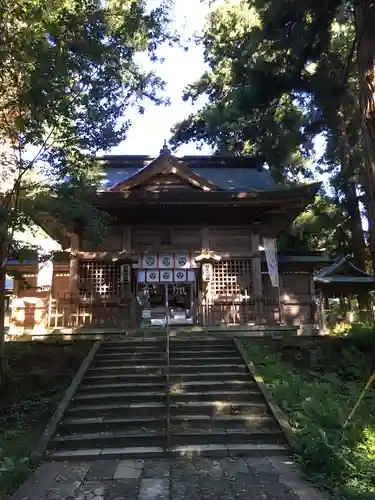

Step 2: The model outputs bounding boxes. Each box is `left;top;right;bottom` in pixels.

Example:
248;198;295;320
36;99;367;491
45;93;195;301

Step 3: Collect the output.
263;238;279;288
37;257;53;290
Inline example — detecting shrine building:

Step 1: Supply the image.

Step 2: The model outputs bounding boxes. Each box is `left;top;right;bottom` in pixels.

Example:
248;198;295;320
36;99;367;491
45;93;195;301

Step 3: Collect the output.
6;145;325;332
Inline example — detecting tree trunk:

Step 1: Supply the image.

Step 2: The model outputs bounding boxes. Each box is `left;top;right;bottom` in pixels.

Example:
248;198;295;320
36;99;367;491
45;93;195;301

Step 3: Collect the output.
337;109;370;309
344;183;371;310
0;238;9;386
355;0;375;280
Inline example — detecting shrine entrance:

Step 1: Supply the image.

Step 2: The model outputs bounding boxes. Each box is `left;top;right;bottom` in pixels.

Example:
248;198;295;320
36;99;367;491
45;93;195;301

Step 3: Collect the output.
137;282;196;326
135;252;197;326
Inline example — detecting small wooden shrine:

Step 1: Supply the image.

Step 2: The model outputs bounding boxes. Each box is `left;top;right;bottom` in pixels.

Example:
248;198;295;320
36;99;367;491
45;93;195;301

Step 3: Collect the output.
314;256;374;329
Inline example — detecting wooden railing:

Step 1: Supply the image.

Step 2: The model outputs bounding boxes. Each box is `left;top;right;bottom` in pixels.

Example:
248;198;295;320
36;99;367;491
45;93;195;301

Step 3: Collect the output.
165;317;171;451
197;298;317;326
7;295;318;330
48;298;133;329
8;296;134;330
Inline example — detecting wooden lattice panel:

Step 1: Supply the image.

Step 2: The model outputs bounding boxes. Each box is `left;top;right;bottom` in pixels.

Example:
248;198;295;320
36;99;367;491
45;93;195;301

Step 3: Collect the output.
79;261;123;299
212;259;252;300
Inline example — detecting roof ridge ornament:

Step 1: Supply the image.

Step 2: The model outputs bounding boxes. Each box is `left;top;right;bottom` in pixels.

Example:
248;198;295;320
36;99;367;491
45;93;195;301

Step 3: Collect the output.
160;139;171;156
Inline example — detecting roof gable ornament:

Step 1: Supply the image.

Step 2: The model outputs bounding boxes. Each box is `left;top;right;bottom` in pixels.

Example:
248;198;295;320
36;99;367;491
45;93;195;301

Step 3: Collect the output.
108;147;222;192
160;140;171;156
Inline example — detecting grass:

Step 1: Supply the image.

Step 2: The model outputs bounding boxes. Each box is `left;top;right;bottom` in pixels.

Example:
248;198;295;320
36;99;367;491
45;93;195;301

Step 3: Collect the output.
245;341;375;500
0;340;92;498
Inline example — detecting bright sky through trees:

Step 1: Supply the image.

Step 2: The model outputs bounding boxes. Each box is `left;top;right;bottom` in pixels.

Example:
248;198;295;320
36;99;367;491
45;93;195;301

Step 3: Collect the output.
110;0;213;156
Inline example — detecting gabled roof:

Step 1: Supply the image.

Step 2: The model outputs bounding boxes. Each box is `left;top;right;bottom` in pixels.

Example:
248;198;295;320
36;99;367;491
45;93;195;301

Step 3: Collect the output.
97;152;280;192
314;256;374;286
108;152;221;192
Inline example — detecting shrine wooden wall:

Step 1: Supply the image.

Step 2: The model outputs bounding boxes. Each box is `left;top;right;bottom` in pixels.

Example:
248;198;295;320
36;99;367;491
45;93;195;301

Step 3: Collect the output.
80;226;254;255
262;272;315;325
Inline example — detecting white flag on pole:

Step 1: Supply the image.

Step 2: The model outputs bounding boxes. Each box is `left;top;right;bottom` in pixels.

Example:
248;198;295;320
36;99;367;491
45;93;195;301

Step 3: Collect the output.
263;238;279;288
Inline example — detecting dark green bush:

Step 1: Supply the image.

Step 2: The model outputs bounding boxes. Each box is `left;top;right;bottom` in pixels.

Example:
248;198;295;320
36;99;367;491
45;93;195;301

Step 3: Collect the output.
245;343;375;500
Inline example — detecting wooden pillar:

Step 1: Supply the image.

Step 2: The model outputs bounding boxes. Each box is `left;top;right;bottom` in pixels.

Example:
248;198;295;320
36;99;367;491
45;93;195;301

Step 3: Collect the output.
200;228;211;325
278;272;283;325
319;290;327;331
123;227;131;254
201;227;210;251
309;274;317;326
251;233;264;323
68;233;80;296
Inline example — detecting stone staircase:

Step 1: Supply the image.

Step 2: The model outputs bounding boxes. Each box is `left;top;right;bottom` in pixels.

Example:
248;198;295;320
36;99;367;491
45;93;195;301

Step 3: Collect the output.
45;336;289;460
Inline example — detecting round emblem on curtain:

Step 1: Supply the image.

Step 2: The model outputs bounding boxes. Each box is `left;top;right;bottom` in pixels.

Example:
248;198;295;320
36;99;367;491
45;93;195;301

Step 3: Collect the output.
146;257;155;266
149;272;157;280
162;271;170;280
162;257;171;266
176;271;184;280
178;257;187;267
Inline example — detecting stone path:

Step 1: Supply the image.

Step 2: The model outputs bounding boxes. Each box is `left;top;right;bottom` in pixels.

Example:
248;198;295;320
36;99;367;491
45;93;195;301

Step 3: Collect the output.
11;456;327;500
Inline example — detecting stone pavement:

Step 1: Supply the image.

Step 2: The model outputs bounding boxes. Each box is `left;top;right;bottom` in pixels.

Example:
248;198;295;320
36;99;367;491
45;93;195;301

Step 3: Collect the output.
11;456;327;500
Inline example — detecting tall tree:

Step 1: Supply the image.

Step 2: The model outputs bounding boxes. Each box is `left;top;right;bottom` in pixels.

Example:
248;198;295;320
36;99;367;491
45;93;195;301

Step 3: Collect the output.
279;195;351;255
170;0;316;182
0;0;173;383
172;0;371;276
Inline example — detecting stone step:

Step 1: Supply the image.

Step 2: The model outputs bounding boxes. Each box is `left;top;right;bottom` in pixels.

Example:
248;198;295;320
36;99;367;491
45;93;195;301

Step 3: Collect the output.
58;413;278;434
46;442;289;461
169;364;248;374
168;380;257;392
74;391;167;404
169;350;239;357
92;357;167;367
169;390;264;403
86;365;166;375
96;352;166;359
74;389;262;404
46;337;291;461
86;363;248;376
169;345;235;352
46;446;166;461
170;401;268;417
50;428;285;452
168;356;243;364
102;340;165;348
83;373;166;384
170;339;233;346
226;443;290;457
168;371;251;382
50;430;167;450
59;416;167;433
169;343;235;349
100;344;166;352
170;414;280;430
170;429;286;446
79;382;167;393
66;402;166;418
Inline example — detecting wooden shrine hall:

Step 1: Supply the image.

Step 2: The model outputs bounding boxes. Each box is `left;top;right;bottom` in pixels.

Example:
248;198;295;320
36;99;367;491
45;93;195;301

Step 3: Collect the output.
6;145;323;331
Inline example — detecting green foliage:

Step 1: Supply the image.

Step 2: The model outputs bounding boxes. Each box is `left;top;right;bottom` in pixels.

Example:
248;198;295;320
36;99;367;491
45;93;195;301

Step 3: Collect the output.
0;341;92;497
0;0;173;242
0;0;171;161
332;320;375;351
246;342;375;499
170;0;368;261
170;0;317;180
278;194;349;252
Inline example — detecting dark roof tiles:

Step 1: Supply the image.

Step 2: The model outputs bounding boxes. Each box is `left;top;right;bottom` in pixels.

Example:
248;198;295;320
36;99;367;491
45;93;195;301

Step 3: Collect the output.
97;154;279;192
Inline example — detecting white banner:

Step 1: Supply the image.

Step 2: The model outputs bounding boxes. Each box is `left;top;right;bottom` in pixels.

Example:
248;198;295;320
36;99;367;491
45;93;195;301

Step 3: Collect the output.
263;237;279;288
37;258;53;289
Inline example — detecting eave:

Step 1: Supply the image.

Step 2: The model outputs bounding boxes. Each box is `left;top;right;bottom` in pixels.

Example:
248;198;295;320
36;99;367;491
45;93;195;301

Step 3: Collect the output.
315;256;373;279
90;182;320;237
93;182;320;206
